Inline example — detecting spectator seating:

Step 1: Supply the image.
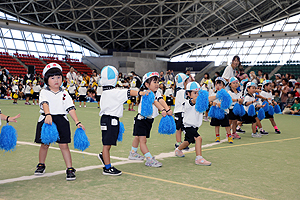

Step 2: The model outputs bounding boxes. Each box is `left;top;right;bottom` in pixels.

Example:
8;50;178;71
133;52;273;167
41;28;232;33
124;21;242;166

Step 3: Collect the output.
15;53;45;75
271;64;300;79
65;59;92;75
0;52;27;76
246;64;277;75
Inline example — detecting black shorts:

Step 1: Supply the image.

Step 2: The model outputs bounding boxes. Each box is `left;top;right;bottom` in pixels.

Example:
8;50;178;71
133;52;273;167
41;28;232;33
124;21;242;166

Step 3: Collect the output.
69;93;76;100
79;95;86;102
183;127;200;144
210;115;230;127
96;95;101;102
130;96;136;103
32;92;39;100
265;111;273;119
100;115;120;146
133;114;154;138
241;113;257;124
25;93;32;99
166;96;173;106
174;112;183;131
228;109;240;120
35;115;71;144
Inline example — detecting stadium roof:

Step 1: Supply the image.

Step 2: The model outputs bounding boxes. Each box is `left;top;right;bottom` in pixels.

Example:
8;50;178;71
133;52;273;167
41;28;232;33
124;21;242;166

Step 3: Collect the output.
1;0;300;57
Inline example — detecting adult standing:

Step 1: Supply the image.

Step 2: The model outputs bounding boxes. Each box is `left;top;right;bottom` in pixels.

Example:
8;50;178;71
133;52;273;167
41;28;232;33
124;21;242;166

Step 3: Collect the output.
222;55;240;83
165;70;175;83
66;66;77;85
23;68;34;86
130;71;142;88
159;71;165;83
280;78;292;110
185;70;195;83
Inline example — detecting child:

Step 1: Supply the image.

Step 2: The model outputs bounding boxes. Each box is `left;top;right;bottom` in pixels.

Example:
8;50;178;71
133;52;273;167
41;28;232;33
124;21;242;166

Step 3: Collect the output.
24;80;32;105
173;73;189;149
11;80;19;104
34;63;85;181
164;80;174;110
78;81;87;107
259;80;281;134
67;80;77;105
202;80;214;122
0;112;20;125
227;77;244;139
273;90;281;105
96;79;103;109
242;82;264;138
175;82;211;166
32;80;41;105
128;79;138;111
209;77;233;143
289;97;300;115
128;72;172;167
97;65;148;175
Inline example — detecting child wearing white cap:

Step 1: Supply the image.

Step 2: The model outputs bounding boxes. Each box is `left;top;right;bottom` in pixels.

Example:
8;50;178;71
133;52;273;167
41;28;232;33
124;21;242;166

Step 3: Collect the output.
175;81;211;166
97;65;149;175
34;63;85;181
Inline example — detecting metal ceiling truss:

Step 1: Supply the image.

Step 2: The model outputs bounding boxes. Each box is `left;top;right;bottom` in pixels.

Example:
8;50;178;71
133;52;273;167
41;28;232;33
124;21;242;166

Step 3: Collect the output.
0;0;300;57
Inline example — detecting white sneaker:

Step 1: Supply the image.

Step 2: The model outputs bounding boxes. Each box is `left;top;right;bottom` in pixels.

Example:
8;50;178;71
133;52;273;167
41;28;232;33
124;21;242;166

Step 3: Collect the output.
79;105;81;108
128;151;145;160
84;105;86;107
175;148;185;157
145;157;162;167
251;133;262;138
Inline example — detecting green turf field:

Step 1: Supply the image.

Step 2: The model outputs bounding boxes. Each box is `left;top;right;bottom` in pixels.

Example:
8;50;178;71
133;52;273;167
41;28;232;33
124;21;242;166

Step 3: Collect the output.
0;99;299;200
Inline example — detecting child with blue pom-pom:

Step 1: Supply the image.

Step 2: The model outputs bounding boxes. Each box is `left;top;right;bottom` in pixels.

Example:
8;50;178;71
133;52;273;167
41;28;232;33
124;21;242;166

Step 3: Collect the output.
34;63;85;181
97;66;149;175
173;73;189;150
242;82;265;138
209;77;233;143
129;72;172;168
175;82;211;166
259;80;281;134
227;77;244;139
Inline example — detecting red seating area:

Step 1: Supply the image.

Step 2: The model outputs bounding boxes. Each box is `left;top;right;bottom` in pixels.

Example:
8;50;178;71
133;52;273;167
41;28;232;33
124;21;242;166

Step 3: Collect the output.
66;59;92;75
15;53;45;75
40;56;69;76
0;52;27;76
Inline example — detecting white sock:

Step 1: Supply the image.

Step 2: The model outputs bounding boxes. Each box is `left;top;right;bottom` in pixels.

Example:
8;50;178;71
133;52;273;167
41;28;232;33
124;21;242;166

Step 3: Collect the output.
196;155;203;160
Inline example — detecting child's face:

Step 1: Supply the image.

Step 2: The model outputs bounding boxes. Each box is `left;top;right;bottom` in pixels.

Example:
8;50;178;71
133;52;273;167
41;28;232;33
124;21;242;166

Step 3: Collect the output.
295;99;299;104
275;92;279;97
247;86;256;94
146;79;159;92
188;91;198;99
230;81;239;89
264;84;271;91
48;75;62;90
215;81;225;91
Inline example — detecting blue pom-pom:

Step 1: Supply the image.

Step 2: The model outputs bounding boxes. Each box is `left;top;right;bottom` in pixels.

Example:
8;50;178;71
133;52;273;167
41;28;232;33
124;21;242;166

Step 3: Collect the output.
158;116;176;135
216;89;232;110
208;106;216;118
214;106;225;120
141;91;155;118
274;104;281;114
74;128;90;151
0;124;18;152
268;106;275;116
233;103;241;116
118;122;125;142
168;115;176;135
262;101;269;112
248;104;256;117
258;108;265;120
240;104;246;116
41;122;60;145
195;90;209;113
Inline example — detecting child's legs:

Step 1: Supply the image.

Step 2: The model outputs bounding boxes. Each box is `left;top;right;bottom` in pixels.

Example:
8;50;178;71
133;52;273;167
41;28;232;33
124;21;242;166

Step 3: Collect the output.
231;120;237;133
175;129;182;143
195;136;202;156
215;126;220;135
59;143;72;168
269;118;276;127
102;145;111;165
205;110;208;117
139;136;149;155
178;141;189;150
33;99;35;104
79;101;82;105
39;144;49;163
132;136;139;148
26;96;29;102
255;117;262;128
252;122;257;133
225;126;231;134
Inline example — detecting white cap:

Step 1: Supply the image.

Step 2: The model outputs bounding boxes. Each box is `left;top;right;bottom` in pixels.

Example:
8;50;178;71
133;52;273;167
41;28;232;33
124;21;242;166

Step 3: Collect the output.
42;63;62;76
100;65;118;87
142;72;159;86
186;81;201;91
175;73;189;89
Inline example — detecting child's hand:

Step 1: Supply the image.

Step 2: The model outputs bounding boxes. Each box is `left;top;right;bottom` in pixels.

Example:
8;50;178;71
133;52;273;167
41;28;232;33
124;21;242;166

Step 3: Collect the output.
77;123;85;130
8;114;21;122
212;102;217;106
44;115;52;125
255;98;259;102
262;104;265;107
140;90;150;96
167;109;173;116
161;110;167;117
238;98;244;104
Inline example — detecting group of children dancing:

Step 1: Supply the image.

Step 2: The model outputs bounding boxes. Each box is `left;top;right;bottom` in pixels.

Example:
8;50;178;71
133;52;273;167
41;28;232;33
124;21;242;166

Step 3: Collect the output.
2;62;282;181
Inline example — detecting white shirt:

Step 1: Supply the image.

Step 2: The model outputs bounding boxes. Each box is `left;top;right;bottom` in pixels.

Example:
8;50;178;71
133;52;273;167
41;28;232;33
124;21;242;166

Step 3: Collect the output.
222;65;235;80
97;85;103;96
68;85;76;94
164;88;174;97
243;93;257;112
12;85;18;93
78;86;87;96
24;84;32;94
33;85;41;93
228;89;243;109
174;89;185;113
38;87;74;122
260;90;273;104
100;88;129;118
138;91;162;119
183;99;203;128
66;72;77;82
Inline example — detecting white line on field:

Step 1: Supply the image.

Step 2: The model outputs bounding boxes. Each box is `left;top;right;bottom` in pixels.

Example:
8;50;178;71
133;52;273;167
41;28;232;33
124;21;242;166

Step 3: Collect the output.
0;139;227;185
